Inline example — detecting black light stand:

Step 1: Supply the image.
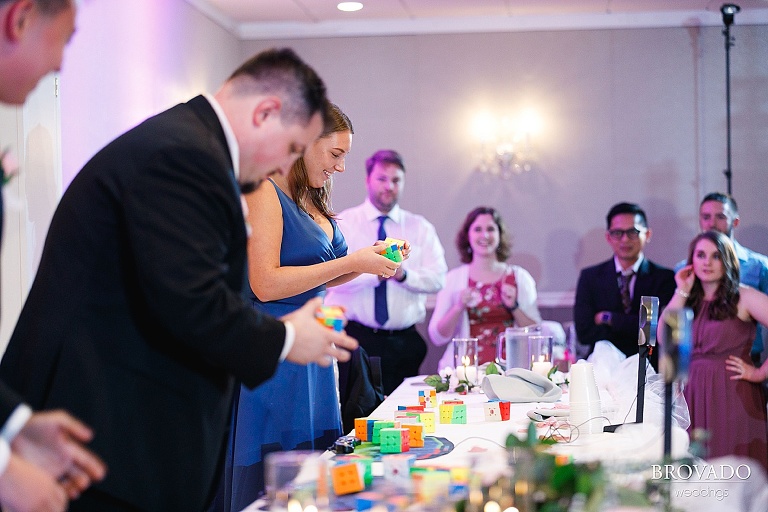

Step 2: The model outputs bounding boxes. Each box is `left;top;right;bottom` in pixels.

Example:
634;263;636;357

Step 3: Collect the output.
603;296;659;432
660;308;693;458
721;3;740;195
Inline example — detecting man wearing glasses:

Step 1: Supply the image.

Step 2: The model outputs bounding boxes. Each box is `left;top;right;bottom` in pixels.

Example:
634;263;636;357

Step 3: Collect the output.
574;202;675;365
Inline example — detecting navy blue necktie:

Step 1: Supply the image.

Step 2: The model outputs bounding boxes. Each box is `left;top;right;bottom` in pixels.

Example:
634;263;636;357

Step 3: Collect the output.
374;216;389;325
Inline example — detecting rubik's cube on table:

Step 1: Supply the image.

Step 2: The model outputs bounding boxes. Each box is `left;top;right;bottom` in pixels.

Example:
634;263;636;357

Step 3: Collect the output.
483;400;511;421
439;400;467;424
418;389;436;408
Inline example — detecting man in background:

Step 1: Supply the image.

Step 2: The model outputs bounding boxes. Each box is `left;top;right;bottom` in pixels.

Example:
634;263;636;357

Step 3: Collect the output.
574;202;675;366
0;2;106;511
327;149;447;395
675;192;768;366
0;48;358;511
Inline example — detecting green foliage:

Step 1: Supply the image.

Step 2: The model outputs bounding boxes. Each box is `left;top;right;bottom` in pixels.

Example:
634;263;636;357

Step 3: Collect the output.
423;374;449;392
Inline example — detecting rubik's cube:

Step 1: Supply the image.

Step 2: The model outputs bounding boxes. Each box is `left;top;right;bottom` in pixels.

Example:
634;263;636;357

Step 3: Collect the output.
378;237;407;263
356;493;409;512
397;404;425;412
404;422;424;448
382;453;416;483
379;427;410;453
315;305;347;331
330;462;366;495
439;401;467;424
336;455;373;486
418;389;437;408
411;468;452;502
404;411;435;433
483;400;511;421
371;420;395;444
354;417;377;442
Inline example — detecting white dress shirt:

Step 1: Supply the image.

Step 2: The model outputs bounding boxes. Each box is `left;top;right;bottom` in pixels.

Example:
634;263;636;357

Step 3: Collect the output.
326;199;447;330
203;94;294;360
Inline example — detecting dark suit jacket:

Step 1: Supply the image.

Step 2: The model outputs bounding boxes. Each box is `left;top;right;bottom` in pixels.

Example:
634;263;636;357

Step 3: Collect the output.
0;167;26;428
0;96;286;511
574;257;675;362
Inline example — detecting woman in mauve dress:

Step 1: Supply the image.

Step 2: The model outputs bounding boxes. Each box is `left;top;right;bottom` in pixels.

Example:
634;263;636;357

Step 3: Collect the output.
665;230;768;471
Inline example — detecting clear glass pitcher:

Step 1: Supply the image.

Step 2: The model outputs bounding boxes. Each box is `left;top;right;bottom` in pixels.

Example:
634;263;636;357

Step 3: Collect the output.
496;325;541;371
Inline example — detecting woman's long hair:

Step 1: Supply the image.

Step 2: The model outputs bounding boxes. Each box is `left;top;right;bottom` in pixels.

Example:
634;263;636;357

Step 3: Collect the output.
288;103;353;219
686;230;740;320
456;206;511;264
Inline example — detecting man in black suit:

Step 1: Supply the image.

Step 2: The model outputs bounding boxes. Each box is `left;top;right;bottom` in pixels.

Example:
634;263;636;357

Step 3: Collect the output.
574;202;675;363
0;1;107;510
0;48;358;511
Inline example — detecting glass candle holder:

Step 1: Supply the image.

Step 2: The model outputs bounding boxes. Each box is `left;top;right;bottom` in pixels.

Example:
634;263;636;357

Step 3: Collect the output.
452;337;479;386
528;335;553;377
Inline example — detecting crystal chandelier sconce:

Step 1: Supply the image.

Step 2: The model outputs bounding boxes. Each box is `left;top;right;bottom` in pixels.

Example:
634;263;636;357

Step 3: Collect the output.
472;110;540;179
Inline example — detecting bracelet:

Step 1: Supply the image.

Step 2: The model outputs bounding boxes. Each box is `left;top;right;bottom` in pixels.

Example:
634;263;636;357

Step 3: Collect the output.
395;270;407;283
505;301;519;313
675;289;690;299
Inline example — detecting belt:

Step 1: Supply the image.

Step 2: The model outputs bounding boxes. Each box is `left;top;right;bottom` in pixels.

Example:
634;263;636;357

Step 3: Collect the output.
347;320;416;336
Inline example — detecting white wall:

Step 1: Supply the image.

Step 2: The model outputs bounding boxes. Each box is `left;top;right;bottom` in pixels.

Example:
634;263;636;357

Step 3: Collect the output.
0;0;241;350
241;25;768;293
60;0;241;185
0;75;62;351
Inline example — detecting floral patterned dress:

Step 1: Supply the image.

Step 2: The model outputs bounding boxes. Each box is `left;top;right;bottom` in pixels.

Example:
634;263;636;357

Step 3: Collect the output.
467;273;517;364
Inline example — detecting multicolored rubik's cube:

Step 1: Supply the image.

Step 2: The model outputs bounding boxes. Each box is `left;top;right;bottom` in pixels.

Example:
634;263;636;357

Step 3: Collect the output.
378;237;407;263
354;417;377;442
439;400;467;424
379;427;410;453
330;461;366;495
403;422;424;448
355;492;409;512
381;453;416;483
418;389;437;408
404;411;435;433
483;400;511;421
371;420;395;444
336;455;373;486
315;305;347;331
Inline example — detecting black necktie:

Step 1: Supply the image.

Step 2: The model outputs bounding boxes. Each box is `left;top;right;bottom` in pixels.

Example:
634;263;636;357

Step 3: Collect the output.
374;216;389;325
618;271;634;314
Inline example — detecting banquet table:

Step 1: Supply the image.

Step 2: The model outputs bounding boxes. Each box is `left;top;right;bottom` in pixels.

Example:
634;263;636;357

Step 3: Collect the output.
244;375;768;511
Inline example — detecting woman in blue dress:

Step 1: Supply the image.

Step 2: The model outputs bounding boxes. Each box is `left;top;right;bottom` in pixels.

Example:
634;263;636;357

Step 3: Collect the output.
217;104;399;511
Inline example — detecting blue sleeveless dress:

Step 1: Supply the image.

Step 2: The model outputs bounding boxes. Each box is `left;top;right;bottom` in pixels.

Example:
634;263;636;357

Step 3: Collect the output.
221;180;347;511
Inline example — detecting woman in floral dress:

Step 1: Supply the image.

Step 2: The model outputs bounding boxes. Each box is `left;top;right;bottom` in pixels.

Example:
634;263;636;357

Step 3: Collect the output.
429;206;542;370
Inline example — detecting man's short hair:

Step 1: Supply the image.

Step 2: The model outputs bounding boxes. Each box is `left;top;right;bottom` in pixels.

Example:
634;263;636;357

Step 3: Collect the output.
365;150;405;176
3;0;72;15
606;202;648;229
701;192;738;214
227;47;330;129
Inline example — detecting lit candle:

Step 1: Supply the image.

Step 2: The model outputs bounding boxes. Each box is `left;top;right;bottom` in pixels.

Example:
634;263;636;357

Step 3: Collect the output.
464;365;477;384
532;355;553;377
455;365;465;381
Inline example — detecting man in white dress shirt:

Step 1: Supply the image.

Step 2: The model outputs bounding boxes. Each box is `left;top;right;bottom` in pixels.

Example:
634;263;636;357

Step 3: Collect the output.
327;149;447;395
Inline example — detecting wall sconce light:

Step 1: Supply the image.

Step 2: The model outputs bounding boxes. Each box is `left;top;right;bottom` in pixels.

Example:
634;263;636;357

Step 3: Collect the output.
472;109;541;179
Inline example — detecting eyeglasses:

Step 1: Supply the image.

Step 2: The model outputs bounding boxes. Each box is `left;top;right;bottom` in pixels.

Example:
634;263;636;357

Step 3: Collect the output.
607;228;646;240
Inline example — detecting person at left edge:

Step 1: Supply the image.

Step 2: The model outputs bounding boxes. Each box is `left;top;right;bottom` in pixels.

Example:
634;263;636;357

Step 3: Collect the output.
0;47;358;512
0;1;107;510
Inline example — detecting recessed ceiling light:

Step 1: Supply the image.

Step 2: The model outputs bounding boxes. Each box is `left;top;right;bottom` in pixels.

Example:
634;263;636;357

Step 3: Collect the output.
337;2;363;12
